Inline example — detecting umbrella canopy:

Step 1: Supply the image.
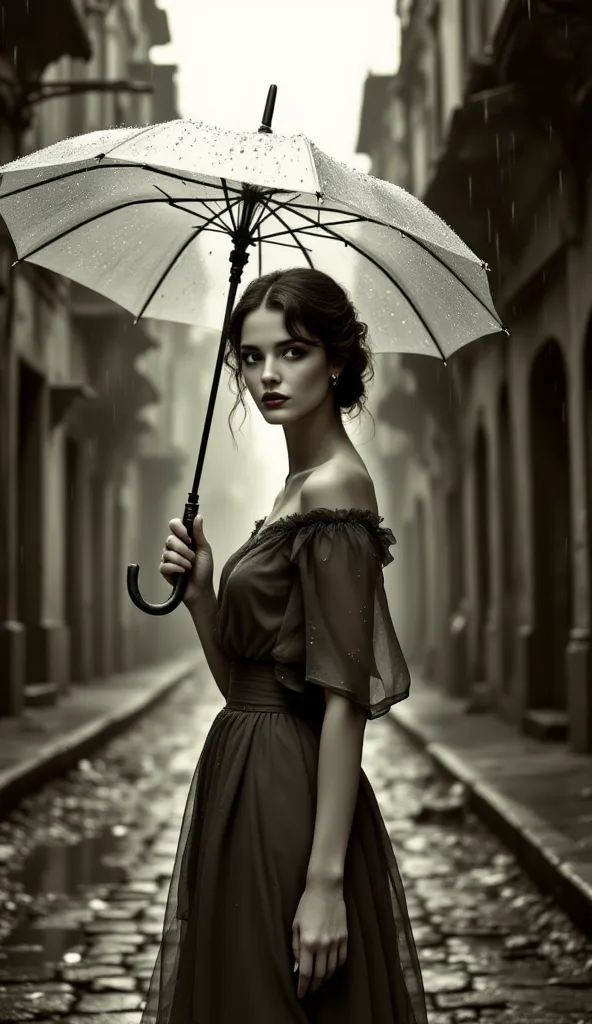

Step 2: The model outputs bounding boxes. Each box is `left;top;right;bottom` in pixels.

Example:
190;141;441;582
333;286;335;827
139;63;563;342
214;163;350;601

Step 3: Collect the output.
0;114;503;361
0;86;504;615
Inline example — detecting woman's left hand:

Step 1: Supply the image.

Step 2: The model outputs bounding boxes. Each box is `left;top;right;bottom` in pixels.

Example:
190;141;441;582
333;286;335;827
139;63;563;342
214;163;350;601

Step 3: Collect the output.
292;881;348;998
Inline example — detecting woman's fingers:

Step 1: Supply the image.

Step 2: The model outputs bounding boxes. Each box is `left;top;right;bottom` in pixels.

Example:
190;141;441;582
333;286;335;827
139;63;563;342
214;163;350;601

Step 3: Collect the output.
325;945;339;984
168;514;209;552
159;552;190;577
295;938;345;998
166;539;194;566
160;565;183;580
296;948;313;999
192;514;208;545
169;517;191;543
309;950;327;994
337;940;348;969
292;926;300;974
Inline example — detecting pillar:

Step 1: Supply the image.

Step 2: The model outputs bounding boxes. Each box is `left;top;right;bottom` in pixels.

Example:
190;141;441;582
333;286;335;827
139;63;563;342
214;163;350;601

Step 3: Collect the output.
0;263;25;714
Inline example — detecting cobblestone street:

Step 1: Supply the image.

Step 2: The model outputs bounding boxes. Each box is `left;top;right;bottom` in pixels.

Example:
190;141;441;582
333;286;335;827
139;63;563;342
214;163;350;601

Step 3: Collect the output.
0;675;591;1024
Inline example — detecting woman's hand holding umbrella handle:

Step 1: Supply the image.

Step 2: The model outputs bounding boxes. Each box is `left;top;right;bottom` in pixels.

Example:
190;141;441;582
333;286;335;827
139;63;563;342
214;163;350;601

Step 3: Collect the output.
158;514;214;609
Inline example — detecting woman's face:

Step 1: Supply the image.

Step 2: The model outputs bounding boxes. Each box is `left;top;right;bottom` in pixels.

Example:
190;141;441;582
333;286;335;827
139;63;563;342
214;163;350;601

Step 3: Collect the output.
239;306;337;424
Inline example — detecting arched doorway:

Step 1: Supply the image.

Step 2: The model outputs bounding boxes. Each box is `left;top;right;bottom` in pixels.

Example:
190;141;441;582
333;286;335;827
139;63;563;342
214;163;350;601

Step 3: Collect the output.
446;480;468;695
529;340;571;717
474;424;490;682
498;385;515;695
17;360;44;685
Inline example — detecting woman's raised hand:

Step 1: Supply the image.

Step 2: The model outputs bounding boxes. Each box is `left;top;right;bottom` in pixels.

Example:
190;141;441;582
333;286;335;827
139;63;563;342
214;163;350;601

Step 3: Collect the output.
159;515;214;606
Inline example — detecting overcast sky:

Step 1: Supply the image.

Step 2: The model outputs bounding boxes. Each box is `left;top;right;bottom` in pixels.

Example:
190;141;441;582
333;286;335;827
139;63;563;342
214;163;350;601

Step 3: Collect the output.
153;0;401;171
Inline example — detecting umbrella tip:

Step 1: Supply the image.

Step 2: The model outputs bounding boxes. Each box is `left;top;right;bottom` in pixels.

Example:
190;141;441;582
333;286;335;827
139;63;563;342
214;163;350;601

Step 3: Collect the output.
259;84;278;133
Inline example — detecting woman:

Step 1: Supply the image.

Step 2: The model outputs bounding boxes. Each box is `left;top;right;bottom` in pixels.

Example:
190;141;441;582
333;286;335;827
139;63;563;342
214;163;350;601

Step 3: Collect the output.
144;268;427;1023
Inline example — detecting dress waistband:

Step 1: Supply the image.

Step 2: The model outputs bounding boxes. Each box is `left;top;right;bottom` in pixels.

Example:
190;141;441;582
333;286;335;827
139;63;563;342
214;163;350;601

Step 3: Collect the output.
226;660;319;716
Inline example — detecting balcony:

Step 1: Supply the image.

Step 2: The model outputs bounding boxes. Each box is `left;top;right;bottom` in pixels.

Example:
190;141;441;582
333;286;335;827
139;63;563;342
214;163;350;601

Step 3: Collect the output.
141;0;171;47
419;0;592;280
0;0;92;74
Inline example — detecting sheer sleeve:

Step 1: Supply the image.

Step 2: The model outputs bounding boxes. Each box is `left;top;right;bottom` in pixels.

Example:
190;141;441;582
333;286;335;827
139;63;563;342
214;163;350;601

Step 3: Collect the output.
288;509;411;720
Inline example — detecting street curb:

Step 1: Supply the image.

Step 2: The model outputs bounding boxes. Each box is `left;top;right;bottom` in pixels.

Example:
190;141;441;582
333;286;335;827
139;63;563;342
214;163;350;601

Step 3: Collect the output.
388;707;592;939
0;653;200;816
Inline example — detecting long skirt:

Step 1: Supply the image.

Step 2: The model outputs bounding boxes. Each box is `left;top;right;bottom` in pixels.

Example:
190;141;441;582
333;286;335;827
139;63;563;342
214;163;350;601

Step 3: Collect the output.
141;662;427;1024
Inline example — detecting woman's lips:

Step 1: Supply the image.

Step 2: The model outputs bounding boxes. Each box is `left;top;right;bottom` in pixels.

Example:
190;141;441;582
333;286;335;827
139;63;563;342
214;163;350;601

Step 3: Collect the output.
262;396;289;407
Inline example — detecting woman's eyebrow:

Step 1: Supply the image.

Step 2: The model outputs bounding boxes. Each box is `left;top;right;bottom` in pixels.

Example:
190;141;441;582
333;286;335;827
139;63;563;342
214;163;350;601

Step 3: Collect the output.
239;338;307;351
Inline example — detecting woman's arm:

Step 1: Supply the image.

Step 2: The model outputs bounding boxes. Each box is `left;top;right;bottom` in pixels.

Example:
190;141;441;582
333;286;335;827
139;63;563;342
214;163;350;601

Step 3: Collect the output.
306;691;366;886
292;465;377;998
186;588;231;700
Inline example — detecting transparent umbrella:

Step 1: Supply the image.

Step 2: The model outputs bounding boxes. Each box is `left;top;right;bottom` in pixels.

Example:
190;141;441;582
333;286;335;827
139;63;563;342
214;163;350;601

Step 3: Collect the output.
0;85;504;615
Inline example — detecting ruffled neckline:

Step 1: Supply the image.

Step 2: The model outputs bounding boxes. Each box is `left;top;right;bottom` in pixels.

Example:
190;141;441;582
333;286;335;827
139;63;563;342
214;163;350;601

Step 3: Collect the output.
249;507;396;567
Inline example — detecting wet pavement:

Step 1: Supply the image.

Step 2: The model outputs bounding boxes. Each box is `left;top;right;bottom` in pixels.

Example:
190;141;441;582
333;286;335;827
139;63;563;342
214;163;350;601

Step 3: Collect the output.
0;675;592;1024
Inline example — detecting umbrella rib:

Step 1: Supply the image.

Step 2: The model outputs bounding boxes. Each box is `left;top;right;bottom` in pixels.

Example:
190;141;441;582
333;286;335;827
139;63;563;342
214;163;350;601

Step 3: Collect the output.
250;191;303;235
261;203;315;269
134;228;202;323
287;204;449;361
134;195;244;319
13;193;242;266
286;211;368;230
133;192;248;320
221;179;239;233
0;160;247;202
262;238;313;252
151;187;236;231
261;225;332;242
287;200;500;326
170;201;235;229
101;122;166;159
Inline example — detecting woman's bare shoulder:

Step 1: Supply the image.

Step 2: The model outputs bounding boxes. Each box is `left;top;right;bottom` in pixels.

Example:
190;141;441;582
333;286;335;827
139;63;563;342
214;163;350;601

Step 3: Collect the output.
300;455;378;514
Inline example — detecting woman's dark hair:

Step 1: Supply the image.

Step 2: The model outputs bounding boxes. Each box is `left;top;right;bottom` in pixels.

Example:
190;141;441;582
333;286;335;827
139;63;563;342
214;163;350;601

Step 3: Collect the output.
224;267;375;439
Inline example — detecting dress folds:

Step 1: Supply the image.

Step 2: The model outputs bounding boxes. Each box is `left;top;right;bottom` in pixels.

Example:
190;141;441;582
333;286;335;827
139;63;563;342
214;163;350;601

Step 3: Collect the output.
141;508;427;1024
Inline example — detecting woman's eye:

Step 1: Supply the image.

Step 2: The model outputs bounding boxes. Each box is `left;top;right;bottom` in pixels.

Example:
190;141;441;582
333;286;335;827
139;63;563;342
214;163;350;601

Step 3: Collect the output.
240;347;304;365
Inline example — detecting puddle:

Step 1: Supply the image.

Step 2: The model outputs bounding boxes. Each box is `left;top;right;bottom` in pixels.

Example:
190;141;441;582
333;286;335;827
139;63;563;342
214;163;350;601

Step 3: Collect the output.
19;831;128;896
0;829;130;974
0;926;83;974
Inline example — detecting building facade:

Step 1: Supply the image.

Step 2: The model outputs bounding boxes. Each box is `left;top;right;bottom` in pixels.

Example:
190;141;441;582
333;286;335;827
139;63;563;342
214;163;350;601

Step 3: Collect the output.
0;0;198;716
357;0;592;751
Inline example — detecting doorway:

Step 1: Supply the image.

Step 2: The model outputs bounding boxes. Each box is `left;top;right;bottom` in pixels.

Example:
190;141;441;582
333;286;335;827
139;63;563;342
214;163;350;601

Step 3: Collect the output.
529;340;570;713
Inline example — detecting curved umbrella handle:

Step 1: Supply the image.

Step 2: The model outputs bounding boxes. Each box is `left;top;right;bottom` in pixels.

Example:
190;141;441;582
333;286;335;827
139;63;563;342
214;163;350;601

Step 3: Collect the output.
127;562;188;615
126;496;199;616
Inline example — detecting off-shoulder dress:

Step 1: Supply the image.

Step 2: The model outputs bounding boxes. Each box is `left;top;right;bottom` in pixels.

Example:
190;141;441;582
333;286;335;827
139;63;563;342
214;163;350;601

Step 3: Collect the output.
141;508;427;1024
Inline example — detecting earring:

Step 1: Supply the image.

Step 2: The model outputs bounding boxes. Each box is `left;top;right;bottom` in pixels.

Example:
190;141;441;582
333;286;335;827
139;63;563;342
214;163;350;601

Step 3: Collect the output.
331;374;338;387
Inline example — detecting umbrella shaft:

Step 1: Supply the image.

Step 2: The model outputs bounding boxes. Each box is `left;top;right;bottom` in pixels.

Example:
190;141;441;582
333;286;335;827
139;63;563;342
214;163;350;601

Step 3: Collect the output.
189;216;257;499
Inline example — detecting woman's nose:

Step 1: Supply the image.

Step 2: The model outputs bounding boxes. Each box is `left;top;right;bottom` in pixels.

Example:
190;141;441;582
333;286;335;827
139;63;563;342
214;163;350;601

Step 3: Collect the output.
261;361;280;384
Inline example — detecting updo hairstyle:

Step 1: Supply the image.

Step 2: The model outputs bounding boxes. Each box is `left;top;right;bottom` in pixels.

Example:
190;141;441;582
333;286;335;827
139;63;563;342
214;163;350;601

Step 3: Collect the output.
224;267;374;437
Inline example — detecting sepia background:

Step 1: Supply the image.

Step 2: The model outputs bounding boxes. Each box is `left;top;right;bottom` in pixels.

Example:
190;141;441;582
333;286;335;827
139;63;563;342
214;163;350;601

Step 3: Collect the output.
1;2;592;1020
